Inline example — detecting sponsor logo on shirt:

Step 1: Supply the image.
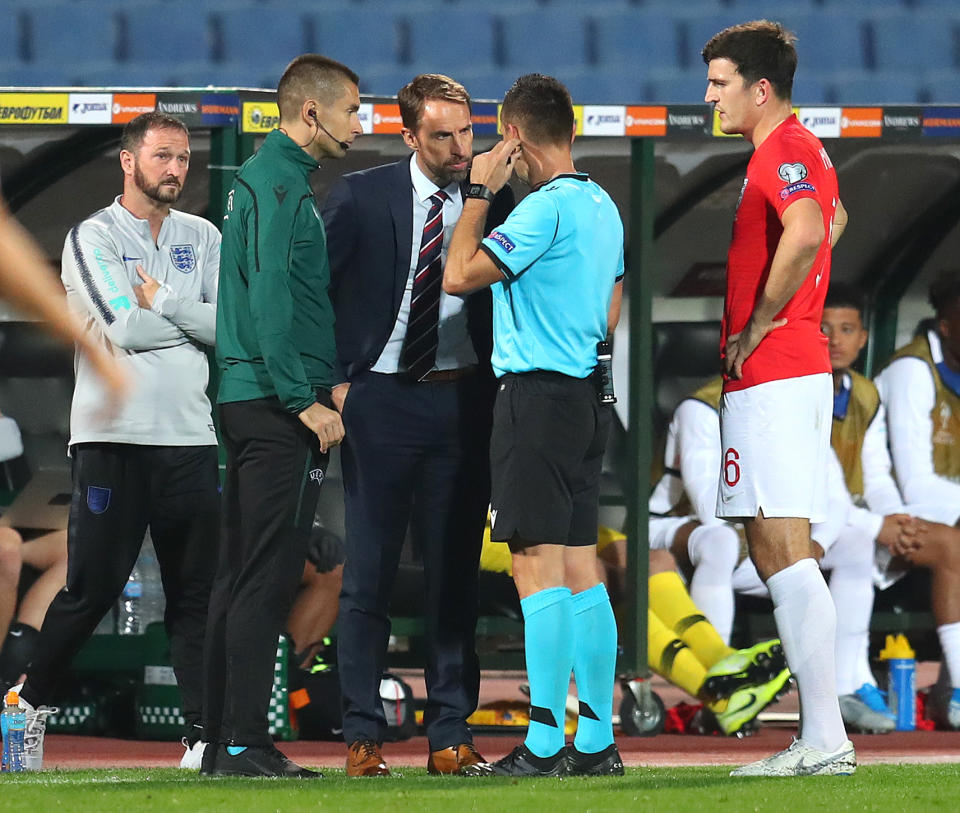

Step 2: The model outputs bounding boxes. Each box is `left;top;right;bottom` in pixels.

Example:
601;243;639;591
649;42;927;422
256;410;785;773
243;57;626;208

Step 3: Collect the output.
922;107;960;137
799;107;841;139
488;231;515;253
68;93;112;124
840;108;882;138
0;93;68;124
582;105;625;136
93;247;131;310
112;93;156;124
242;102;280;133
777;162;808;183
625;106;667;136
779;181;816;200
170;244;197;273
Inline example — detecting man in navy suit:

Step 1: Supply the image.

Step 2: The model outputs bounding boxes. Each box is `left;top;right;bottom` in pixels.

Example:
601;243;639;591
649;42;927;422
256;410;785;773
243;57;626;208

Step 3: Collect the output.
321;73;514;777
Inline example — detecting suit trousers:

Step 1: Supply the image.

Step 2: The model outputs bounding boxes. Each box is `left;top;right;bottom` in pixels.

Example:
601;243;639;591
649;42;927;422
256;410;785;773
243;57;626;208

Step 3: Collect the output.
203;397;328;746
337;370;492;750
21;443;219;731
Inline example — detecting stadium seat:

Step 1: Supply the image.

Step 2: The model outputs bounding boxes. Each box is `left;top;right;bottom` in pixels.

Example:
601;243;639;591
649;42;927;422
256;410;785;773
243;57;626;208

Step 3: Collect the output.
871;13;959;72
213;6;312;68
0;65;77;89
725;0;817;18
23;3;122;71
312;7;412;75
592;10;682;73
563;68;650;104
790;13;871;72
827;71;922;105
357;66;418;99
497;9;592;73
790;71;830;105
118;4;215;66
921;70;960;104
407;11;497;76
0;7;27;67
646;69;710;104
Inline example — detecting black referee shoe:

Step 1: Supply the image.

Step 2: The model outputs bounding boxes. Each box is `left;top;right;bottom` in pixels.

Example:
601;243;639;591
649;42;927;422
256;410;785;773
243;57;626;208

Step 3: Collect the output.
202;743;322;778
491;743;567;777
565;743;625;776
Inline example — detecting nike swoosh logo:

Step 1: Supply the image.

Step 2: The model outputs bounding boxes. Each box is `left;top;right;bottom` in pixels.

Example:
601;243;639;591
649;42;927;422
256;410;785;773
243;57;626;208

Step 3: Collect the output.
122;255;142;262
796;751;853;774
721;491;743;502
727;691;757;716
9;629;23;637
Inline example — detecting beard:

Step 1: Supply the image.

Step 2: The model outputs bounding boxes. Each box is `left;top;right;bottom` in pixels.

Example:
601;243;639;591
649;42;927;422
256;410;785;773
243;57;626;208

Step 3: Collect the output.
134;162;182;204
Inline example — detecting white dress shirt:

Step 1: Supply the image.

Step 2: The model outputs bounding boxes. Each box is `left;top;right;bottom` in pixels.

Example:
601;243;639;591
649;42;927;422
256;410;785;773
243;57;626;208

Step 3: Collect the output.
371;154;478;374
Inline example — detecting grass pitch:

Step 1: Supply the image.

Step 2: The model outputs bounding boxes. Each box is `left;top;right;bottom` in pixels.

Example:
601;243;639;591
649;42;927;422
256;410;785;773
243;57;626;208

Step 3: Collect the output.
0;764;957;812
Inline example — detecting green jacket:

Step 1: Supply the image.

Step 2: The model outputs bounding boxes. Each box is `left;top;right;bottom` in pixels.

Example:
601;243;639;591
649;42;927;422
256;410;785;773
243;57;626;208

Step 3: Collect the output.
216;129;336;412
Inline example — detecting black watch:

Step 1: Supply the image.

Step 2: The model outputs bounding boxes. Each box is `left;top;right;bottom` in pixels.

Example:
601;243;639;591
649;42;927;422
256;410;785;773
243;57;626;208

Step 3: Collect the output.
465;183;495;204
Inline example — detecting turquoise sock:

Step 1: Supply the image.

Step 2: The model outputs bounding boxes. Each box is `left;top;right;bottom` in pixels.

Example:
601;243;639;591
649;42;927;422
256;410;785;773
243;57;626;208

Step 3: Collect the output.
571;583;617;753
521;586;574;758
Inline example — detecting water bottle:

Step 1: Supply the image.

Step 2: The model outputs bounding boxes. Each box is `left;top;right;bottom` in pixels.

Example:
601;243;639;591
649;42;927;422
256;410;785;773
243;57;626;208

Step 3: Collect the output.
1;690;26;772
118;565;143;635
138;532;165;629
880;633;916;731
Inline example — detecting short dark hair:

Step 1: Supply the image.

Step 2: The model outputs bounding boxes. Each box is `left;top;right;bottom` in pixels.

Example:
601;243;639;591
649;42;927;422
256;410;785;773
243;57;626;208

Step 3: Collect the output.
121;113;189;154
398;73;471;131
277;53;359;121
500;73;574;147
928;270;960;317
824;282;866;320
702;20;798;101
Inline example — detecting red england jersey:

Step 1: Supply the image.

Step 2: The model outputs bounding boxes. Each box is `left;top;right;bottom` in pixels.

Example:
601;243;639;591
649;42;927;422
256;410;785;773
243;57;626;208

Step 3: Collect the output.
721;114;839;392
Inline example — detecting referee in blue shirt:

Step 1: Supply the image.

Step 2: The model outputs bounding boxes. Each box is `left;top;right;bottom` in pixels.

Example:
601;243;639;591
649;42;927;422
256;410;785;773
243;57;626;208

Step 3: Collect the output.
444;74;624;777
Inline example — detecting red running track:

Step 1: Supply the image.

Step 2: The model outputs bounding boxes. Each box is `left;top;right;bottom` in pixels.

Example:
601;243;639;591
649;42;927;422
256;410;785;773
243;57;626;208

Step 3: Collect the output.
43;728;960;770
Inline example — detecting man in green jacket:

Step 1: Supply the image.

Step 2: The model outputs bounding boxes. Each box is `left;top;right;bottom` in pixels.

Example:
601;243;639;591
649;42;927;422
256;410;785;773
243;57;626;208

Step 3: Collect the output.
201;53;362;779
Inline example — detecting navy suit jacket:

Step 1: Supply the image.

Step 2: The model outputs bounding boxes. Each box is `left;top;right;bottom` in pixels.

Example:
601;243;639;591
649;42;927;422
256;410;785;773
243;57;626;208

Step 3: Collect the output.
321;157;514;382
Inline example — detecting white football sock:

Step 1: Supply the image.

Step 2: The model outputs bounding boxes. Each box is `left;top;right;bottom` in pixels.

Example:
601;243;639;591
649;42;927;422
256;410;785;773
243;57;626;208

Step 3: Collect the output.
767;558;848;752
686;524;739;644
937;621;960;690
822;525;877;696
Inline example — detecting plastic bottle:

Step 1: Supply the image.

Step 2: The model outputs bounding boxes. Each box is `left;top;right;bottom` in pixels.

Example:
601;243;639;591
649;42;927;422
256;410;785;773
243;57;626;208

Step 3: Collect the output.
879;633;916;731
118;565;143;635
1;690;26;772
138;531;165;629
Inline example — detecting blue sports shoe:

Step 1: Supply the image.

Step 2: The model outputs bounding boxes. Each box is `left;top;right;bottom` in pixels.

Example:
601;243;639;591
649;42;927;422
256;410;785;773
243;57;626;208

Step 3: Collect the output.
854;683;895;722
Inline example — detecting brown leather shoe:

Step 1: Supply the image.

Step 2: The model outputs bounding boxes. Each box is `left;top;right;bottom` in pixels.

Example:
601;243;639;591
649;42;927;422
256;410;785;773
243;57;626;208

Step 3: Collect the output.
346;739;390;777
427;743;494;776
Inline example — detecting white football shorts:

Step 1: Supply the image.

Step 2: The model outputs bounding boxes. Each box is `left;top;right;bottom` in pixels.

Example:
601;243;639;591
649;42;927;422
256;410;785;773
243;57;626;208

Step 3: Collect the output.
716;372;832;522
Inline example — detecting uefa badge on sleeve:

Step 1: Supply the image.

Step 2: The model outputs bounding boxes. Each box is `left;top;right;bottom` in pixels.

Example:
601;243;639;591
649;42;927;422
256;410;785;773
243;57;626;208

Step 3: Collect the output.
170;244;197;273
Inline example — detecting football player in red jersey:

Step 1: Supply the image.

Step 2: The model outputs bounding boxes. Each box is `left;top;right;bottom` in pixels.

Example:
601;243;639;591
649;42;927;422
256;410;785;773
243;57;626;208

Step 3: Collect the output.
703;21;855;777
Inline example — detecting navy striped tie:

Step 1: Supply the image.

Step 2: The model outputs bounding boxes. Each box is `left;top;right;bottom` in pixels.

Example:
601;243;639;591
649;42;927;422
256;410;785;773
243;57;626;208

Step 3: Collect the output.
402;190;449;381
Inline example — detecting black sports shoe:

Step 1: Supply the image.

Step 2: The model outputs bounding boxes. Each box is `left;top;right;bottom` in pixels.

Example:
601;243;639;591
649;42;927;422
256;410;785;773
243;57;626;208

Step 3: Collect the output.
199;740;218;776
203;744;322;778
492;743;567;777
565;743;624;776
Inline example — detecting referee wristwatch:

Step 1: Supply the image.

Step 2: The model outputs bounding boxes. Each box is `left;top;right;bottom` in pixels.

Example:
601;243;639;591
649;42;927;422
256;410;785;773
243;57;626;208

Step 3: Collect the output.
465;183;495;204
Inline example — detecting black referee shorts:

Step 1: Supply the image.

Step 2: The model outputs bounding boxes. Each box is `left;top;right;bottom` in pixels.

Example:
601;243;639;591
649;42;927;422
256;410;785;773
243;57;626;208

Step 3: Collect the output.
489;371;611;548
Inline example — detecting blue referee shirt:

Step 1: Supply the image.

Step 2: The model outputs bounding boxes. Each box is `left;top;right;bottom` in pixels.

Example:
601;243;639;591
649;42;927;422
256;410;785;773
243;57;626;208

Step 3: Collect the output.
480;173;624;379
